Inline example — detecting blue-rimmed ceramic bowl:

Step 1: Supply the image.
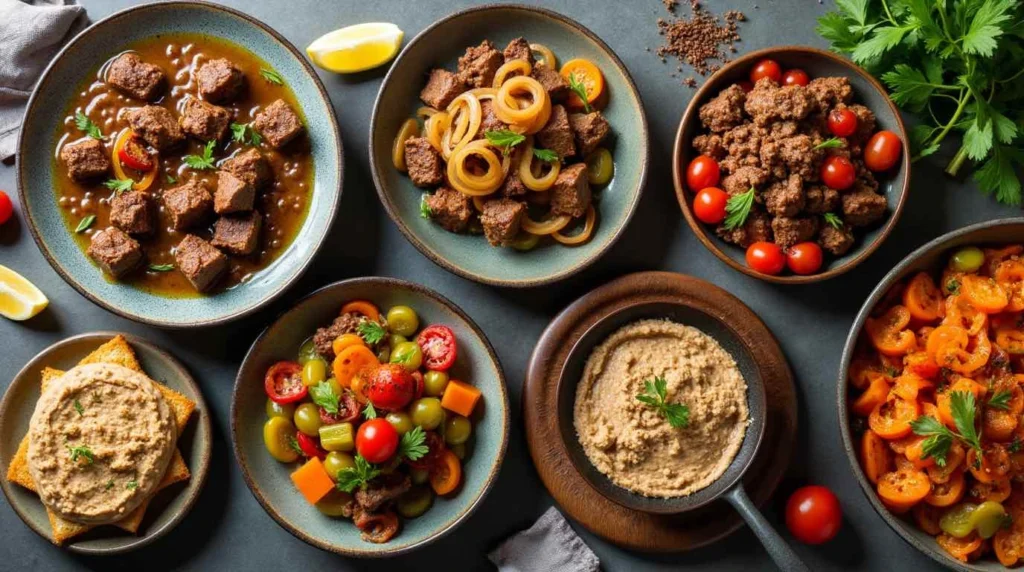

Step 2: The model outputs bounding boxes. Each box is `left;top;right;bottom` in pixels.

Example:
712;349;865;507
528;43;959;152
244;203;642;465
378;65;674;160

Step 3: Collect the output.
231;277;509;557
17;1;343;327
369;4;649;287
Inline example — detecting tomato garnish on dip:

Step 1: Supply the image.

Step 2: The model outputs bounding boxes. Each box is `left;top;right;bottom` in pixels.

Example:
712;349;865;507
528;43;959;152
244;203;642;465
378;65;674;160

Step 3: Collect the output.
265;361;307;404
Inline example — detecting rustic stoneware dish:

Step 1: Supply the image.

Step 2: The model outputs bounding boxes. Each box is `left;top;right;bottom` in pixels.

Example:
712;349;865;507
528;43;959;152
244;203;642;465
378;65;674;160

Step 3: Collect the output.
369;4;649;287
231;277;509;557
0;332;212;555
18;1;343;327
838;218;1024;571
672;46;910;284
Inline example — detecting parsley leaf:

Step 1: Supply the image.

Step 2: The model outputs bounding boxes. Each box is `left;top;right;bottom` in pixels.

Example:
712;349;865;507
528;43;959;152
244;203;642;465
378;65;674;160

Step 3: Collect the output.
73;400;84;416
533;147;559;162
75;215;96;233
567;73;593;113
230;122;262;147
166;174;177;184
420;194;433;219
357;321;387;345
74;111;105;140
484;129;526;155
126;480;138;490
947;278;961;295
962;0;1015;56
722;187;755;231
363;402;377;420
335;455;380;493
910;415;954;467
260;68;284;85
309;381;339;415
182;140;217;170
824;212;843;229
67;445;94;465
102;178;134;194
148;263;174;272
399;426;428;461
989;389;1013;410
636;377;690;429
288;435;304;457
814;137;844;150
951;390;983;453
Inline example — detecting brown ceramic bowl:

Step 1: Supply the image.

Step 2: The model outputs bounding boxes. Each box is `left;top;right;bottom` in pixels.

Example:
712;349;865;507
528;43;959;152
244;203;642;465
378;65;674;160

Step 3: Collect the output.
672;46;910;284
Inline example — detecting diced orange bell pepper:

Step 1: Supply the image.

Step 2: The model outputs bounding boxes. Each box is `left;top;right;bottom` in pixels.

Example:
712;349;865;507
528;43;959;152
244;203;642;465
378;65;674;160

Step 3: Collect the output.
440;379;482;417
291;457;336;505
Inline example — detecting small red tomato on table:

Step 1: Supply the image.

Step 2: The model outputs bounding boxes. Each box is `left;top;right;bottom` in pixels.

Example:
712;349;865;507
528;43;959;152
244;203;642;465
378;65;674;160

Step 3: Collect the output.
355;418;399;464
785;485;842;545
746;242;786;275
750;58;782;84
686;155;720;192
693;187;728;224
0;190;13;225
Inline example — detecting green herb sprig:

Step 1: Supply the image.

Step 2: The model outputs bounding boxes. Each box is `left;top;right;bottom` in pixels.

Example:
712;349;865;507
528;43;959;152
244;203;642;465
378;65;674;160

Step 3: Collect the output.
910;391;983;467
73;400;84;416
103;179;134;194
183;140;217;170
398;426;428;461
823;212;844;229
75;215;96;233
67;445;95;465
420;194;433;219
310;380;340;415
335;455;380;493
533;147;559;162
149;263;174;272
723;187;755;231
230;122;262;147
484;129;526;155
567;73;593;113
363;402;377;420
357;321;387;345
814;137;844;150
989;389;1013;411
260;68;284;85
74;111;105;140
636;377;690;429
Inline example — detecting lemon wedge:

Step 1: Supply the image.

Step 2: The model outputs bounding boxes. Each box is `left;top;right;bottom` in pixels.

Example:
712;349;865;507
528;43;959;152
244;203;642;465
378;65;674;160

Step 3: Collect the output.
306;23;404;74
0;264;49;321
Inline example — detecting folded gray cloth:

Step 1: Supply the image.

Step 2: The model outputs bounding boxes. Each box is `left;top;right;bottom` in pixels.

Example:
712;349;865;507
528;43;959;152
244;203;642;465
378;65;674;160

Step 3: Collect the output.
0;0;84;160
489;506;600;572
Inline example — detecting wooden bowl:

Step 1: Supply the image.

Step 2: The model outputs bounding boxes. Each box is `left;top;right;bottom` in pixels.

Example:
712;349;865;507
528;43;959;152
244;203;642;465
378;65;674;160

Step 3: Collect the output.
672;46;910;284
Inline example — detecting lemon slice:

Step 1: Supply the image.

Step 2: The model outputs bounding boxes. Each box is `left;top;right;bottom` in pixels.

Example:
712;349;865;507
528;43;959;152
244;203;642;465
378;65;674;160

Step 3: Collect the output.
306;23;404;74
0;264;49;321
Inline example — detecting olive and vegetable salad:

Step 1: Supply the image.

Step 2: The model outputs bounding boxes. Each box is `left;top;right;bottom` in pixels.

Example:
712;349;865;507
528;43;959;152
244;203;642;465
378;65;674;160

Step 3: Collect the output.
261;301;482;544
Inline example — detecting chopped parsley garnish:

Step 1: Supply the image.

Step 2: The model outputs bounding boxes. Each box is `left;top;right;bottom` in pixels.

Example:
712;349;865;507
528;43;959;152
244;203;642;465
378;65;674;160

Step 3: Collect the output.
823;212;844;229
567;73;593;113
335;455;380;493
722;187;755;231
105;480;115;490
75;215;96;233
989;389;1013;411
182;140;217;170
230;122;262;147
947;278;961;295
102;178;134;194
814;137;844;150
74;111;105;140
73;400;84;416
357;321;387;345
420;194;433;219
363;402;377;420
910;391;983;466
309;380;340;415
166;174;177;184
533;147;560;162
484;129;526;155
635;377;690;429
260;68;284;85
288;435;303;457
148;263;175;272
126;480;138;490
67;445;94;465
398;426;428;461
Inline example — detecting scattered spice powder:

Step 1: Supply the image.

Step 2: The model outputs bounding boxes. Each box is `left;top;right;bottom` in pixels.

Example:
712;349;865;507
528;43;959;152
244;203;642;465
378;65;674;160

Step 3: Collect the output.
654;1;746;87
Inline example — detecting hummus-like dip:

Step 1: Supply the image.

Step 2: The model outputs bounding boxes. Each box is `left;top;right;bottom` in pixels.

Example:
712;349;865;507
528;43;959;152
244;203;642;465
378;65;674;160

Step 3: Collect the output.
573;319;749;498
27;363;176;524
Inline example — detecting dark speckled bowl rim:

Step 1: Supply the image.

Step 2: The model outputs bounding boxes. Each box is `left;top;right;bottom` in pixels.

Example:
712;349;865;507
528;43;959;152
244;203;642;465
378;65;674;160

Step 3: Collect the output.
368;3;650;288
838;218;1024;572
16;0;344;328
230;276;511;557
672;45;911;284
0;331;212;555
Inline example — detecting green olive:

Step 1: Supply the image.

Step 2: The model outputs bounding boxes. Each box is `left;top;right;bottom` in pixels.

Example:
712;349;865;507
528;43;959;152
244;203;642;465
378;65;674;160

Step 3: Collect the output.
391;341;423;371
326;377;343;397
266;398;296;419
410;397;444;430
584;147;614;186
263;417;299;463
941;503;979;538
298;337;319;364
377;346;391;363
450;442;466;460
396;485;434;518
950;247;985;273
410;468;430;485
293;403;322;437
389;334;408;350
444;415;472;445
386;412;414;435
423;371;449;397
301;358;328;387
386;306;420;337
323;451;356;481
972;501;1009;539
316;489;354;516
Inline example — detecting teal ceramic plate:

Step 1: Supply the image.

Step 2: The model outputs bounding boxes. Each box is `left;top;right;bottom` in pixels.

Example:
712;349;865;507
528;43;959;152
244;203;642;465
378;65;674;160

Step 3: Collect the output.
369;4;649;287
0;332;212;554
18;1;343;327
231;277;509;557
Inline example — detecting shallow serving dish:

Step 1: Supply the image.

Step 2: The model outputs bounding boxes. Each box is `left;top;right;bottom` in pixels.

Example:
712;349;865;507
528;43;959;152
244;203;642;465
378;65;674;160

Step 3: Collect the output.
838;218;1024;571
231;277;509;557
0;332;212;555
18;0;343;327
672;46;910;284
369;4;648;287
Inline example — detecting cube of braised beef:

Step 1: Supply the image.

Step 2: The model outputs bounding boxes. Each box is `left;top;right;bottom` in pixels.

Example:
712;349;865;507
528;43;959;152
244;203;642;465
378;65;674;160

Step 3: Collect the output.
174;234;227;292
568;111;610;157
503;37;534;65
211;211;262;255
106;52;166;101
60;138;110;181
251;99;303;149
110;191;154;235
479;198;526;246
126;105;185;151
196;58;245;104
419;69;466;110
214;170;255;214
477;100;506;138
404;137;444;188
423;186;472;233
531;64;569;100
457;40;504;89
87;227;143;278
501;168;528;197
536;105;575;160
180;98;231;142
163;180;212;230
551;163;591;218
222;148;272;189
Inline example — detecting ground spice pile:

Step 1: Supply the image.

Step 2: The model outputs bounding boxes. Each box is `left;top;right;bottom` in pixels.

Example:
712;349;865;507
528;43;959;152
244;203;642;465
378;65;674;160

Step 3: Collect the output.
655;1;746;87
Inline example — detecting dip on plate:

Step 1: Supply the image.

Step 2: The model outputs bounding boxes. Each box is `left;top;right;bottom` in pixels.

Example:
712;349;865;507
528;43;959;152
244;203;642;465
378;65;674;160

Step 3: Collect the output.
573;319;749;498
26;363;177;524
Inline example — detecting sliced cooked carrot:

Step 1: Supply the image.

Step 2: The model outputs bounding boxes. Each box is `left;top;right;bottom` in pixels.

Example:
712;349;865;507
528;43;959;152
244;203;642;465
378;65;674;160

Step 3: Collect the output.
913;503;943;535
938;532;984;563
440;379;482;417
860;430;891;484
852;374;891;417
970;478;1012;503
995;260;1024;311
340;300;380;322
903;272;943;321
291;457;336;505
904;435;936;469
332;345;379;389
969;445;1011;484
892;372;933;402
878;468;931;509
866;305;917;356
923;469;964;507
332;333;366;357
559;58;604;110
961;274;1009;313
429;450;462;495
869;397;919;440
903;351;939;380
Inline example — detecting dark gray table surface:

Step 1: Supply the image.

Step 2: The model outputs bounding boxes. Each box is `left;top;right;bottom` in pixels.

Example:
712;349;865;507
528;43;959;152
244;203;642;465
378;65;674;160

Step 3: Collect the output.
0;0;1000;570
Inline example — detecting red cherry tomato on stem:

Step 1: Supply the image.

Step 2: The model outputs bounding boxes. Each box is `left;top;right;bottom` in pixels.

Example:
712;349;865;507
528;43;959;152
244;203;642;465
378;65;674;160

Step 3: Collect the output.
356;418;399;464
785;485;842;545
864;130;903;172
0;191;12;225
417;325;458;371
782;69;810;87
750;59;782;84
821;155;856;190
686;155;720;192
693;187;728;224
827;109;858;138
264;361;307;404
296;431;326;460
746;242;786;275
786;242;824;275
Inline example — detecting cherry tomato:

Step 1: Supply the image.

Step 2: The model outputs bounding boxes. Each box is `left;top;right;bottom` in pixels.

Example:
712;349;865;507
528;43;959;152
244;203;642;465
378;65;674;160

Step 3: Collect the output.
416;325;457;371
296;431;326;460
750;59;782;84
364;363;418;411
782;68;810;87
0;191;12;225
787;242;824;275
355;418;399;464
264;361;307;404
117;137;154;171
686;155;720;192
821;155;856;190
746;242;786;275
693;187;728;224
827;108;858;138
864;130;903;172
785;485;842;545
406;431;446;470
319;391;361;424
737;80;754;93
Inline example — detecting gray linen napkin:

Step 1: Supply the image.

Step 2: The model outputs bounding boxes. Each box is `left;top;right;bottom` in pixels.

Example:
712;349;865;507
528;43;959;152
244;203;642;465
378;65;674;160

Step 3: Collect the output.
489;506;601;572
0;0;84;160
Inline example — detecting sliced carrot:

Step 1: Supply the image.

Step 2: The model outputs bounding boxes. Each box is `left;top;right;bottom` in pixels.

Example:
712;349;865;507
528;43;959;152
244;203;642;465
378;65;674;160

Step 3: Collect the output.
982;245;1023;276
923;469;964;507
937;378;985;429
938;533;983;563
926;325;968;358
869;397;920;440
860;430;891;484
903;272;944;321
970;478;1012;503
903;351;939;380
936;330;991;374
290;457;336;505
332;333;366;357
440;379;482;417
340;300;380;322
927;437;965;484
892;372;933;402
913;503;944;535
943;295;988;335
969;445;1011;484
904;435;936;469
878;468;931;510
429;450;462;495
983;406;1018;442
995;506;1024;566
866;305;917;356
332;345;379;389
961;274;1009;313
995;261;1024;311
851;375;891;417
559;58;604;110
